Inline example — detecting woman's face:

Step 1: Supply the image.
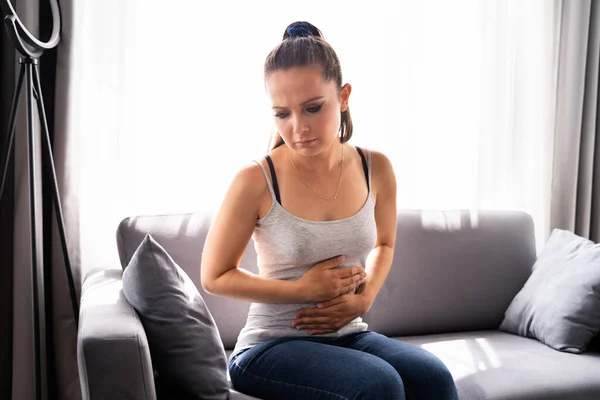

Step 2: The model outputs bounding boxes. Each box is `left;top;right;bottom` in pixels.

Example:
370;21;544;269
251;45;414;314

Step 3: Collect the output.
265;65;350;156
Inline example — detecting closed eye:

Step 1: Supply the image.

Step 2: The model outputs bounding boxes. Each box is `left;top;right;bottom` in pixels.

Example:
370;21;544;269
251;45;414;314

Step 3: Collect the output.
307;104;323;113
274;103;324;119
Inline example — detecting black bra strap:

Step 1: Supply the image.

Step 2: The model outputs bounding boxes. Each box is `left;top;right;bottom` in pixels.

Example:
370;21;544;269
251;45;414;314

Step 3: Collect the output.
355;146;370;192
264;155;282;205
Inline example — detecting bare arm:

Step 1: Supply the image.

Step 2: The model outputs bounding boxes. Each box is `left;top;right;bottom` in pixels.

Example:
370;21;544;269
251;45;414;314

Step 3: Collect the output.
201;163;306;303
356;150;397;311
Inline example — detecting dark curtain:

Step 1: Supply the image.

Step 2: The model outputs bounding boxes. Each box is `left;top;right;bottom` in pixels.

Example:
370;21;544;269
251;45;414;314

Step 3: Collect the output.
0;6;16;399
550;0;600;241
40;0;59;397
0;1;80;399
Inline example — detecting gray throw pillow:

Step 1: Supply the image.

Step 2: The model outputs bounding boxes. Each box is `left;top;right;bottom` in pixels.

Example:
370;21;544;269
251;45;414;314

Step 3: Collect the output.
500;229;600;353
122;234;229;399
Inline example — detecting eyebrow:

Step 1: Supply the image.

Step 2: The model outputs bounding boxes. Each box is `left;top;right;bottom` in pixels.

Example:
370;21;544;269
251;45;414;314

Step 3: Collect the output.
272;96;325;110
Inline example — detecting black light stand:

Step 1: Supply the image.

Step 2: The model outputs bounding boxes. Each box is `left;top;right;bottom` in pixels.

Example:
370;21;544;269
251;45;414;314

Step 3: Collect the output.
0;1;79;399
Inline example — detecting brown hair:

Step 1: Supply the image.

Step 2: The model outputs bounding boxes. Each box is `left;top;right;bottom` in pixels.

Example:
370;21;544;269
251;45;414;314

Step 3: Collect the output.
264;21;353;150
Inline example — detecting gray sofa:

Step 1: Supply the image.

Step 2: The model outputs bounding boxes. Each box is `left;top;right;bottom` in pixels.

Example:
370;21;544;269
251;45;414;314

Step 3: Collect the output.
77;209;600;400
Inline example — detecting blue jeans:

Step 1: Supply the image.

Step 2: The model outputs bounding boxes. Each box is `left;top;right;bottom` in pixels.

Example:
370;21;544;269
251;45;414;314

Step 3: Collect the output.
229;330;459;400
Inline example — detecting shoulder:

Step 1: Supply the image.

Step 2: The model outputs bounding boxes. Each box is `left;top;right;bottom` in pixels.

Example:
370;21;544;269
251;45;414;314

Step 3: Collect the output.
218;160;273;219
229;160;270;200
353;147;395;180
369;149;393;173
364;148;396;200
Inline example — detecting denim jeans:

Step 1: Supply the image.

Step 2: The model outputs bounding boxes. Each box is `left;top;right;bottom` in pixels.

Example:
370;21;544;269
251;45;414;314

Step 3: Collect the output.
229;330;459;400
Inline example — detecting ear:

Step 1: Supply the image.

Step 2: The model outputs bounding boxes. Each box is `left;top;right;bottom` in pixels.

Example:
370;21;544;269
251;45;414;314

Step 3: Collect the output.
340;83;352;112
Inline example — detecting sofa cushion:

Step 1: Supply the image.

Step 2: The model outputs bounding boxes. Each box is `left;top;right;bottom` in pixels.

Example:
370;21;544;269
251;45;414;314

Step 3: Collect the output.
226;331;600;400
500;229;600;353
398;330;600;400
122;234;229;399
116;212;257;350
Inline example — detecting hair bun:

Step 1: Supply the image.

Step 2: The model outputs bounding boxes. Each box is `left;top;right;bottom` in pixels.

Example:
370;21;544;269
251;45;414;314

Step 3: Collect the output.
283;21;322;40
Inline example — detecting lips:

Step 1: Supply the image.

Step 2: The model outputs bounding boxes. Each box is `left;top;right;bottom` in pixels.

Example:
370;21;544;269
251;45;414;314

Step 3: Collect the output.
296;139;317;148
297;139;316;145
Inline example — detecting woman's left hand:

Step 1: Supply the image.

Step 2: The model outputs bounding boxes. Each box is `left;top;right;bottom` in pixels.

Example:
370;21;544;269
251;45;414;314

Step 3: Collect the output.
292;293;371;335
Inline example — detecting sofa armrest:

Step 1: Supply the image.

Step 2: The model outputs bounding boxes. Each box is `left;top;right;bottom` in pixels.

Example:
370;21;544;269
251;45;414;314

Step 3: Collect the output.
77;268;157;400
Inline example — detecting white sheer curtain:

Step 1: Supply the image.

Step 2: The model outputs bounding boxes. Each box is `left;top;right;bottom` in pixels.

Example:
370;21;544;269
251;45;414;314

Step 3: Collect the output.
70;0;561;275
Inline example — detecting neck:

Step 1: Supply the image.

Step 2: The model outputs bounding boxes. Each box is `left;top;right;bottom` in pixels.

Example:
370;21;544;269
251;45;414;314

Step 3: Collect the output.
289;140;344;174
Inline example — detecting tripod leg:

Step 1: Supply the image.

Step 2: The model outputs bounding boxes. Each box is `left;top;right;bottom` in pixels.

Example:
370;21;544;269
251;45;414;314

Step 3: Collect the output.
25;60;48;400
32;63;80;323
0;63;26;202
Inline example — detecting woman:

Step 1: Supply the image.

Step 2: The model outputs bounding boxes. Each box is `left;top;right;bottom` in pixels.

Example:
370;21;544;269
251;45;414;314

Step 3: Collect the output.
201;21;458;400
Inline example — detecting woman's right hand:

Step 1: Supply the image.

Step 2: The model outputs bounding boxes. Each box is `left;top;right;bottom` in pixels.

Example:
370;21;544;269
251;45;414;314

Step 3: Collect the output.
297;256;366;303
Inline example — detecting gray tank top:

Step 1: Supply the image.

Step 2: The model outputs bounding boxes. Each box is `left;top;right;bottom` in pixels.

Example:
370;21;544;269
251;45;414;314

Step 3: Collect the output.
231;148;377;358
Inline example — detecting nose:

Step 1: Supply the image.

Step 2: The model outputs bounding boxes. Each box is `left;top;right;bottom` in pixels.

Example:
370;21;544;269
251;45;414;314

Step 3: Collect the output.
291;113;309;134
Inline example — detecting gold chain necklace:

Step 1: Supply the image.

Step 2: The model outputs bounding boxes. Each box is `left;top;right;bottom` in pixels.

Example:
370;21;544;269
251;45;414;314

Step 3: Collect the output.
288;144;344;201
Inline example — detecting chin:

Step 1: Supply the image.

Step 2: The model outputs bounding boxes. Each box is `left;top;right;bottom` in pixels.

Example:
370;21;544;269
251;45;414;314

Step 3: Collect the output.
289;138;317;154
296;145;331;159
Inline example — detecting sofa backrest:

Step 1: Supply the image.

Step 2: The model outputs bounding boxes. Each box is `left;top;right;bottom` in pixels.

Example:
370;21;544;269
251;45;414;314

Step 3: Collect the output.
116;209;536;349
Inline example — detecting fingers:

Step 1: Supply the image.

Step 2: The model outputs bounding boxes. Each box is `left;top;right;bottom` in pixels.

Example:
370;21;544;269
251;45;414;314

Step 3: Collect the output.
293;316;330;327
341;273;366;289
336;266;365;279
341;281;360;295
317;296;347;308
